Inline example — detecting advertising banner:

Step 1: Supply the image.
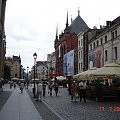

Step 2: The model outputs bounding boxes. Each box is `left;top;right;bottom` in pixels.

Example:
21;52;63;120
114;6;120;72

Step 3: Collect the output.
64;50;74;76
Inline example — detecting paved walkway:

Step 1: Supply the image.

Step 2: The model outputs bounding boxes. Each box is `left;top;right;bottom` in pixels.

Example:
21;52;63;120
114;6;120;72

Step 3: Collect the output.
0;84;43;120
1;84;120;120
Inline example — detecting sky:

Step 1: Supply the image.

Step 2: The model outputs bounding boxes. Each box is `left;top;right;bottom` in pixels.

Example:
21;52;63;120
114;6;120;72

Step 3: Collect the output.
5;0;120;71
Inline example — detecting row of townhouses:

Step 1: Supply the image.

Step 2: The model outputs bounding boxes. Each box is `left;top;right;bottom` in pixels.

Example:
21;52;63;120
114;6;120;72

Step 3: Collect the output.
1;4;120;82
4;56;23;79
46;11;120;81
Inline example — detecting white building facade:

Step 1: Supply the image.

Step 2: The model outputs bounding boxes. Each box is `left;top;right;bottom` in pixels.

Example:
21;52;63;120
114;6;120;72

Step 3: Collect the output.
88;16;120;67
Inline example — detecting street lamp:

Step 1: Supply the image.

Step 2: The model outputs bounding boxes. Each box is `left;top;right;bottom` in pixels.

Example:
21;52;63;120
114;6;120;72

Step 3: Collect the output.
26;66;29;89
33;52;37;98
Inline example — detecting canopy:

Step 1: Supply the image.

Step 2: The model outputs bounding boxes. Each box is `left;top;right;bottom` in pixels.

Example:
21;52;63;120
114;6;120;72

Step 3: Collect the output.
74;67;97;80
11;77;19;81
93;63;120;76
20;79;25;81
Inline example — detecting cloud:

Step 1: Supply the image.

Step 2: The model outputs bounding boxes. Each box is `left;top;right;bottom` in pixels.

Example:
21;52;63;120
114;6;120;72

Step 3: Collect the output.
5;0;120;69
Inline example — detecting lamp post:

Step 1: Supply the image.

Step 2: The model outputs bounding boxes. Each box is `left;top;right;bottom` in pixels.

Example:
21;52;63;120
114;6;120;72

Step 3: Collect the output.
33;52;37;98
27;66;29;81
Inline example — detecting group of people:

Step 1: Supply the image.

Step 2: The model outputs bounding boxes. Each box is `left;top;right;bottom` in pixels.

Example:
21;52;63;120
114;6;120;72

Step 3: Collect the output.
9;81;17;89
9;80;29;93
70;81;87;102
48;81;59;97
36;80;59;102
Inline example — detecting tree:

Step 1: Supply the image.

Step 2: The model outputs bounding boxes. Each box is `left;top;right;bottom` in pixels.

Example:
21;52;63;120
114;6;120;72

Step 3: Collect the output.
4;64;11;80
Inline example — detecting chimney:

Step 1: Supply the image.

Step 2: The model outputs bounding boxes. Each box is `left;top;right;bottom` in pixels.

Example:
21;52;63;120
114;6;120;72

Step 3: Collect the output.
106;21;111;27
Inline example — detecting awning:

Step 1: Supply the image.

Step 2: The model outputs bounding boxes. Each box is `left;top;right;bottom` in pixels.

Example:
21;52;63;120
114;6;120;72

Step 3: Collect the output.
74;67;97;80
93;63;120;76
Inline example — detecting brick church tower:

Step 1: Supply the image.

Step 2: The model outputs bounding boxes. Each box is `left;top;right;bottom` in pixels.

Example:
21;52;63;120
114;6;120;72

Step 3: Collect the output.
54;9;89;77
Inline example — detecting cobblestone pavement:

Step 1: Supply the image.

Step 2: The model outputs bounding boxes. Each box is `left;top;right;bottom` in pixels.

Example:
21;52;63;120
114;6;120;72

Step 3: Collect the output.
27;89;62;120
1;84;120;120
40;86;120;120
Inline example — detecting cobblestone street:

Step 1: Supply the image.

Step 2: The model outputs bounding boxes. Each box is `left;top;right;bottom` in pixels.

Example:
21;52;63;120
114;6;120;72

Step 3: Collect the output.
1;84;120;120
40;86;120;120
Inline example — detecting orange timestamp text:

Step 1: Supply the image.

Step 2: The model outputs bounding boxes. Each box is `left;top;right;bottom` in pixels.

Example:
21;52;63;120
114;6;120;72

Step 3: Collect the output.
99;106;120;112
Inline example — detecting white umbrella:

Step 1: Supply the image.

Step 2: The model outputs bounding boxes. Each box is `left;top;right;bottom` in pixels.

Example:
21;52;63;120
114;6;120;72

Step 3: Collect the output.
56;76;67;81
74;67;97;80
93;63;120;76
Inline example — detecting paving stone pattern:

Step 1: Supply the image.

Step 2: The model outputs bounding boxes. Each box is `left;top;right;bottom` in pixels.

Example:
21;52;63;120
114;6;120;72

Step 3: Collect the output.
27;89;62;120
41;87;120;120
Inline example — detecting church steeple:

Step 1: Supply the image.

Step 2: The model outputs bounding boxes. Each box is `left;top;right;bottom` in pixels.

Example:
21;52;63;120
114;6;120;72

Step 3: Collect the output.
71;15;73;23
78;7;80;16
66;11;69;27
56;24;58;40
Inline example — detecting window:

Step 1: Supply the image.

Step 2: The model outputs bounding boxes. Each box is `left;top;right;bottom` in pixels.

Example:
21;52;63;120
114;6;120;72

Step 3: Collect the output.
115;30;117;37
97;40;99;47
79;41;80;47
105;35;107;43
111;32;114;39
81;62;83;71
105;50;108;61
93;42;95;48
81;39;83;46
100;38;103;45
114;47;117;59
81;50;83;59
78;51;80;59
90;44;92;50
79;63;80;71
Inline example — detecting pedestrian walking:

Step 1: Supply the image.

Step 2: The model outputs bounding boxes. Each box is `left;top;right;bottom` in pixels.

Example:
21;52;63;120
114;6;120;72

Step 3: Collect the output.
79;81;87;102
20;82;24;93
48;82;52;96
13;82;16;89
70;82;74;102
26;81;29;89
36;82;42;102
42;81;46;97
54;81;59;96
71;81;78;102
9;80;13;89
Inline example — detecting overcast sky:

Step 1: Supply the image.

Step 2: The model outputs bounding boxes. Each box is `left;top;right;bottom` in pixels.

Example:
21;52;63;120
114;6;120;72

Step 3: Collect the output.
5;0;120;71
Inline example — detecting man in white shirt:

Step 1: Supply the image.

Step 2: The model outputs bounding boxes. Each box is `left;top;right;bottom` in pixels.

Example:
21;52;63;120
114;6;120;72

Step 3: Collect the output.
36;82;42;102
79;81;87;102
